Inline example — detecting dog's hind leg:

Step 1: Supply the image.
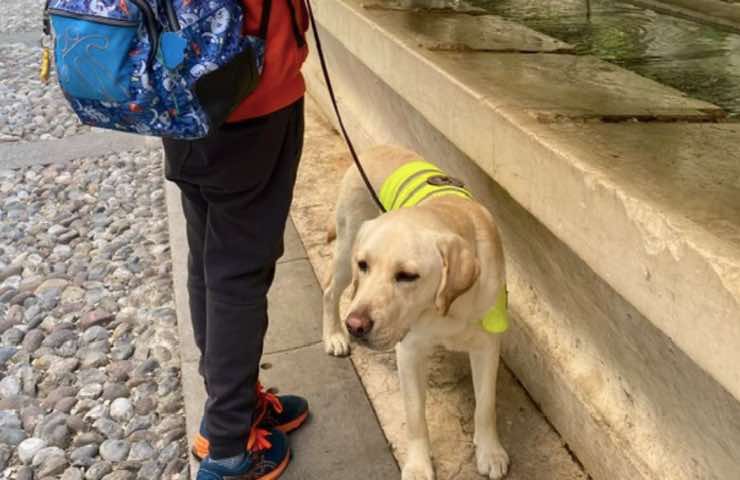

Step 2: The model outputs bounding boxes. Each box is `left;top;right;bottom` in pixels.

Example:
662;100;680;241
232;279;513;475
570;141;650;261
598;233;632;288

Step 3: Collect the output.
470;338;510;479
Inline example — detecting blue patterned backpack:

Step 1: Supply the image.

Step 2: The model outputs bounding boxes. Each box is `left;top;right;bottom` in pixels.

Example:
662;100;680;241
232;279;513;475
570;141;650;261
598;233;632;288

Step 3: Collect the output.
42;0;271;139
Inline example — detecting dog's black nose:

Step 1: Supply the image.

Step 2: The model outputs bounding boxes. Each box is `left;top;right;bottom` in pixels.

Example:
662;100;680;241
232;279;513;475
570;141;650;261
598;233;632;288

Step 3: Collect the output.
346;314;374;338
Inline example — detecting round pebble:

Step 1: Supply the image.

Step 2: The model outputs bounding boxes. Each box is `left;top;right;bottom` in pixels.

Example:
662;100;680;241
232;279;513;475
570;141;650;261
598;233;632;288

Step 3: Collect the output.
16;466;34;480
78;383;103;400
0;347;17;366
70;444;98;467
38;454;69;477
0;376;21;398
17;437;47;464
137;461;163;479
85;461;113;480
109;398;133;423
32;445;65;467
99;439;130;463
101;471;135;480
0;427;26;446
21;329;44;352
62;467;85;480
102;383;129;401
127;441;155;462
93;418;124;440
0;410;21;429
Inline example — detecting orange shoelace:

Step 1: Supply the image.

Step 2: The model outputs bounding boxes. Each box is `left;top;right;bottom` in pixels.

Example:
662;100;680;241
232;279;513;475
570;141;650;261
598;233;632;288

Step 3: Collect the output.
256;382;284;416
247;418;272;452
246;383;284;452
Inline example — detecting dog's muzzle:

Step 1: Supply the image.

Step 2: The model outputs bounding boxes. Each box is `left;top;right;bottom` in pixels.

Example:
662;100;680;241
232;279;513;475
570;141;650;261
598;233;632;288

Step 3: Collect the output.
346;313;374;338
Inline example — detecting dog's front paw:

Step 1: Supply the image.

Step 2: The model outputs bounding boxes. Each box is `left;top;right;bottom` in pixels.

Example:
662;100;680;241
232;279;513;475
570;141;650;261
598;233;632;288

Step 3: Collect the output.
324;332;351;357
402;461;435;480
476;444;509;479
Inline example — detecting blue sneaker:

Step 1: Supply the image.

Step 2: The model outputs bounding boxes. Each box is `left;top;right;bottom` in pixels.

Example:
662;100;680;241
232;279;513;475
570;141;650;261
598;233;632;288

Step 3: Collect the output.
254;383;310;434
196;427;290;480
193;383;309;461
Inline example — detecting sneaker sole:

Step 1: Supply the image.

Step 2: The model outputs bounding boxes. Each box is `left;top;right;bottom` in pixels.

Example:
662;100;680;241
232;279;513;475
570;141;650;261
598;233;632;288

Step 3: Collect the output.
201;449;291;480
191;410;309;462
277;409;309;435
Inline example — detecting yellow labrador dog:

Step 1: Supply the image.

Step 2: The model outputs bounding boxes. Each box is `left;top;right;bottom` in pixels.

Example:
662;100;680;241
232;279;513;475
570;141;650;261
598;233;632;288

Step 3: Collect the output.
323;145;510;479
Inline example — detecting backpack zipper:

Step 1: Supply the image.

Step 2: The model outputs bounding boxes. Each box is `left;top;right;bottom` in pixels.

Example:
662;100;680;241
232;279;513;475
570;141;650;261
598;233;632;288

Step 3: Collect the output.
46;8;139;27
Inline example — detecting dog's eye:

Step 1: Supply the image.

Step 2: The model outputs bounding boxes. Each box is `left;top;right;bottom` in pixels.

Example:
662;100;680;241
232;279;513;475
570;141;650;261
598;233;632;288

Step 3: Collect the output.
395;271;420;283
358;260;368;273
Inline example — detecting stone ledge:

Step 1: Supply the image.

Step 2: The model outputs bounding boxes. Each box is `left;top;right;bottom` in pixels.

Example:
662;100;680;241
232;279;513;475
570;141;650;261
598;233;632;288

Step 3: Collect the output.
303;54;740;479
308;0;740;405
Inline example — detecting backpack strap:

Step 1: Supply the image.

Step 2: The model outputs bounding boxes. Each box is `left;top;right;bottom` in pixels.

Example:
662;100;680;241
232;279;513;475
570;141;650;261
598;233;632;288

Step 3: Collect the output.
259;0;273;39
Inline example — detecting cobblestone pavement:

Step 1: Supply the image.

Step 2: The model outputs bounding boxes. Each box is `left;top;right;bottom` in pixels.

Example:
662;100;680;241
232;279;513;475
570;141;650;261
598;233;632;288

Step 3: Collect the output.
0;0;91;144
0;147;190;480
0;44;90;143
1;0;44;35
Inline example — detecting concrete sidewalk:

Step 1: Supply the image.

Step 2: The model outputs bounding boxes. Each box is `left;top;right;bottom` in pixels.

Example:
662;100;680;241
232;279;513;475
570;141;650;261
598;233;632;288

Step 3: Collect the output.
165;180;400;479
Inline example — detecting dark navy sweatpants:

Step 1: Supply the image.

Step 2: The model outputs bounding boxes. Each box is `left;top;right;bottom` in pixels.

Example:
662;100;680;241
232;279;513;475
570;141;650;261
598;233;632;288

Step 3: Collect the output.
162;98;304;458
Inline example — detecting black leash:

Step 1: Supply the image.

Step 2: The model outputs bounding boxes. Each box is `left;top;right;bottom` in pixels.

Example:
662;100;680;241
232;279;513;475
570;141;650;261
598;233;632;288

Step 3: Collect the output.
304;0;387;213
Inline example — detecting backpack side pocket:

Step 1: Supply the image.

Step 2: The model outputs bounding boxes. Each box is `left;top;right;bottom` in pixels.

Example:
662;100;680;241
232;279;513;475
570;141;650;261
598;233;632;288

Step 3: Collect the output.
49;10;139;102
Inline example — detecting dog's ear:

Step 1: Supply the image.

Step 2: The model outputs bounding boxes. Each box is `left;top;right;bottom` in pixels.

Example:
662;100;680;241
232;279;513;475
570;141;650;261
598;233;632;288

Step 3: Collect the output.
435;234;480;316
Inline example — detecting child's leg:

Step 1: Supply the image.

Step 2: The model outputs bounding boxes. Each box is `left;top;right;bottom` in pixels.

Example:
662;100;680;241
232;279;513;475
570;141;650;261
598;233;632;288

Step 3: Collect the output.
164;99;305;459
177;181;209;378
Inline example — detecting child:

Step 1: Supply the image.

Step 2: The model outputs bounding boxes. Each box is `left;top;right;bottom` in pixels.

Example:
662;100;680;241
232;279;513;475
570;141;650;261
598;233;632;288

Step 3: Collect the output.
163;0;310;478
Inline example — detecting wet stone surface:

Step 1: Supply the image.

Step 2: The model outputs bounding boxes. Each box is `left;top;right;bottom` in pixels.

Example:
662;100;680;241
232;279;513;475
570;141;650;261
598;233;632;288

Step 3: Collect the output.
472;0;740;116
0;149;189;479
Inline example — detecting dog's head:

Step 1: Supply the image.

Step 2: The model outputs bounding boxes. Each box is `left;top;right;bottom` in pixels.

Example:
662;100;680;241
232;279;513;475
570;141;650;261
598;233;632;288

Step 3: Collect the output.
344;212;480;351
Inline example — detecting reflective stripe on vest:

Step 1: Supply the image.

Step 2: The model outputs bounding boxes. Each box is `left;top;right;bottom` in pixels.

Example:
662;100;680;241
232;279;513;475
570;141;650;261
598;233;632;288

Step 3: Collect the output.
378;161;471;211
